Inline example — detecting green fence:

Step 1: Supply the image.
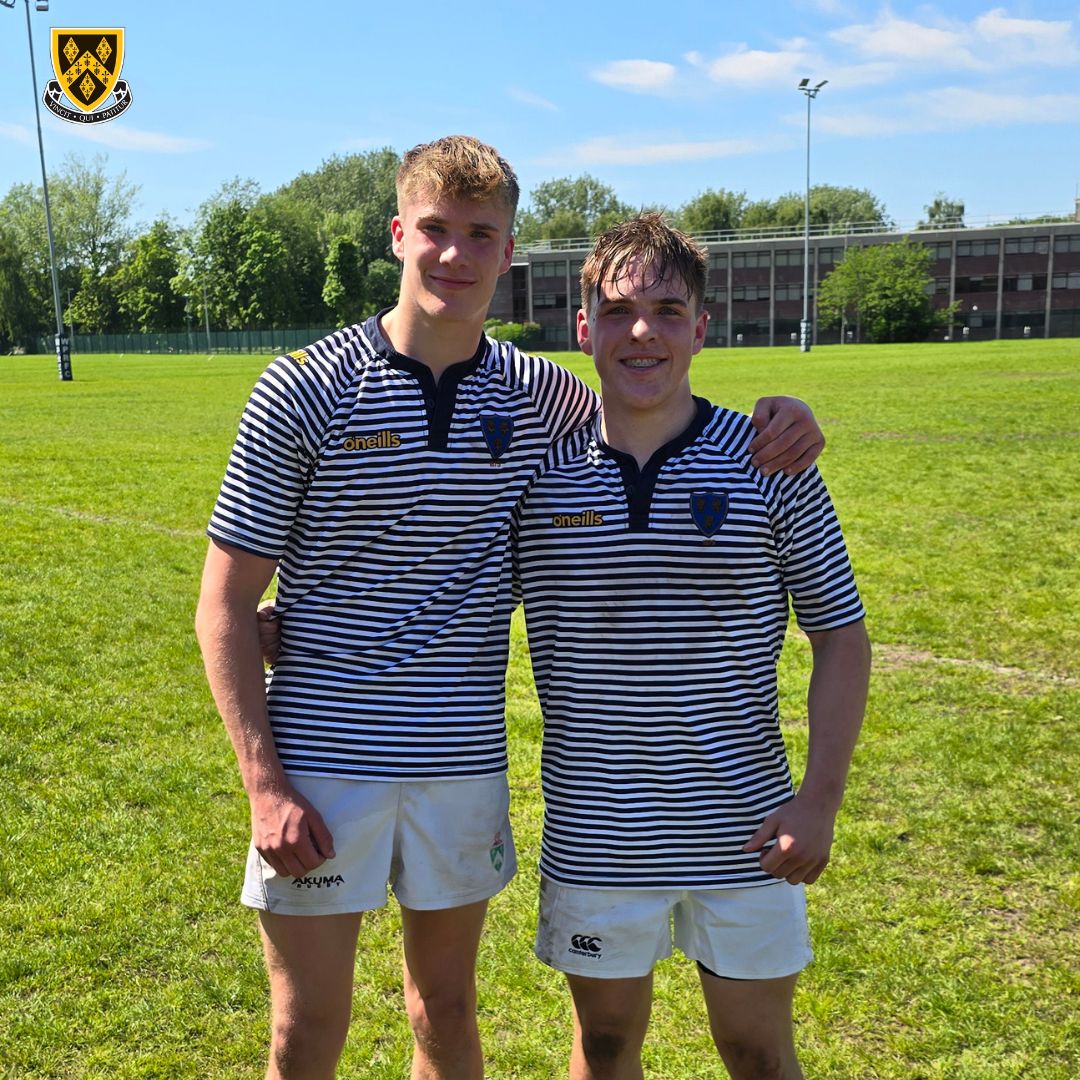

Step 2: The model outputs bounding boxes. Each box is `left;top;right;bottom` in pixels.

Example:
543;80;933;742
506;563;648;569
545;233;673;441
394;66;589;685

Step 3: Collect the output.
36;327;340;356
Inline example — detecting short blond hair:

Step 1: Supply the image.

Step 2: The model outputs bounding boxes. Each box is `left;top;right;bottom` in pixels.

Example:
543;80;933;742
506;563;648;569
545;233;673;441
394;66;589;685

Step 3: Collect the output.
397;135;520;218
581;212;707;315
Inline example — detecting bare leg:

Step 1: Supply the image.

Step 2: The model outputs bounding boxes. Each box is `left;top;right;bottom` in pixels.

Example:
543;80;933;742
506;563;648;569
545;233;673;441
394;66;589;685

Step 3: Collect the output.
401;900;488;1080
565;973;653;1080
259;911;363;1080
698;967;803;1080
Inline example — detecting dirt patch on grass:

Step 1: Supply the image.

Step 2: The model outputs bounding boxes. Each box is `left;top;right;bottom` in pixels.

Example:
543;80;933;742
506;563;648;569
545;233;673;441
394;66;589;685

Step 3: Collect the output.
874;643;1078;688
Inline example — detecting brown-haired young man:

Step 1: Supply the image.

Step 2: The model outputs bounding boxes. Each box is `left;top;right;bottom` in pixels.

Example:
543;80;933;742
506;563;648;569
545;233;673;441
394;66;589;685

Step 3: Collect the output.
197;141;824;1080
514;213;870;1078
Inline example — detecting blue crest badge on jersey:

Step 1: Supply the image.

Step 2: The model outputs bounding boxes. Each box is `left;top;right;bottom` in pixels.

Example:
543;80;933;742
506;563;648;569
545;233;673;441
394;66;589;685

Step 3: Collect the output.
690;491;729;537
480;414;514;462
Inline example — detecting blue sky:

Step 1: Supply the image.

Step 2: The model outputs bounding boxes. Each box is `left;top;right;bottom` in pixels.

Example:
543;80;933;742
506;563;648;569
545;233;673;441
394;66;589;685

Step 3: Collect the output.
2;0;1078;232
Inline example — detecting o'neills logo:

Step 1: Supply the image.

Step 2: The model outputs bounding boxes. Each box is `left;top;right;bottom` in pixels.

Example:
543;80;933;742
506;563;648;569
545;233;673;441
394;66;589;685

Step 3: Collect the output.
44;29;133;124
551;510;605;527
343;431;401;451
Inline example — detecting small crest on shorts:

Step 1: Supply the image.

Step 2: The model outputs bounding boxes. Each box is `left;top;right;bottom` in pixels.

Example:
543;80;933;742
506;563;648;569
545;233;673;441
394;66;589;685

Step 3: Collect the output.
690;491;729;537
480;414;514;463
489;830;506;872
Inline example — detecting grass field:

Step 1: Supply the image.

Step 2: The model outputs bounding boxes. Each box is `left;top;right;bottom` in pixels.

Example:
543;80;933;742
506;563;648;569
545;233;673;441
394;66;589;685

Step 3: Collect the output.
1;339;1078;1078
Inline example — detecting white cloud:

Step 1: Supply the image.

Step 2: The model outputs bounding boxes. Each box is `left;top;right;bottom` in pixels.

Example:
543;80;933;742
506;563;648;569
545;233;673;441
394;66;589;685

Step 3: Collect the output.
509;87;558;112
973;8;1080;66
830;12;978;66
920;87;1080;127
591;59;676;93
57;124;210;152
0;122;34;146
567;135;771;166
703;46;811;86
814;87;1080;138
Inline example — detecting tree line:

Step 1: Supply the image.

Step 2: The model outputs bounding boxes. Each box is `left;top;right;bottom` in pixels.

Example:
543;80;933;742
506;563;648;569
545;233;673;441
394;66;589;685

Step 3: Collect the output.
1;150;1069;351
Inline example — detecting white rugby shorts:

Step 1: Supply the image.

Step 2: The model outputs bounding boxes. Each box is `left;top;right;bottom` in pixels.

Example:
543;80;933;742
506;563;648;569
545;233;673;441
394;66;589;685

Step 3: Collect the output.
535;877;812;980
241;774;516;915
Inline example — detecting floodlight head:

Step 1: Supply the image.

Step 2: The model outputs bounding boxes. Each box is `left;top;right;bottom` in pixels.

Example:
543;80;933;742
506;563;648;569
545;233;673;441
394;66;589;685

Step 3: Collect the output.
0;1;17;10
36;0;49;9
816;80;828;90
798;77;810;88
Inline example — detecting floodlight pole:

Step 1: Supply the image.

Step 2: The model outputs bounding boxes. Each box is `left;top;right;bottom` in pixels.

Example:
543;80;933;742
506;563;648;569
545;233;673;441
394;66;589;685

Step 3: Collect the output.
797;78;827;354
2;0;70;378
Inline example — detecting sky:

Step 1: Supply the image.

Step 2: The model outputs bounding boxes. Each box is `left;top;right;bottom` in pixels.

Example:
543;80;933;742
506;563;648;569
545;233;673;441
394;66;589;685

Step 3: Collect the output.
2;0;1079;233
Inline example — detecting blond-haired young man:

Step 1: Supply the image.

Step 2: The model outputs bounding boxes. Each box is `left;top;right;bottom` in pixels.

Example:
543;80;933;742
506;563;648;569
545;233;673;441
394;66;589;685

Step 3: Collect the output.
197;140;823;1080
515;214;870;1079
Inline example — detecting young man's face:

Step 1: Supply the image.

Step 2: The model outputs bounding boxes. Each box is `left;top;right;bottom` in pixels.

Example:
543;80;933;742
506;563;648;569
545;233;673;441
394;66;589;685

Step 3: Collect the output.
577;259;707;416
391;192;514;327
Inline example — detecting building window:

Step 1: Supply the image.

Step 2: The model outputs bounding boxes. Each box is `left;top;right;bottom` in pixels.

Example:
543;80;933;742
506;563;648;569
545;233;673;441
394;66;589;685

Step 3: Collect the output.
708;252;728;270
732;251;771;269
533;293;567;309
956;240;1000;258
1053;235;1080;254
955;276;998;293
1004;237;1049;255
704;286;727;303
1051;271;1080;289
924;242;952;261
531;261;566;282
775;249;804;267
818;246;844;266
569;259;585;280
773;283;804;301
732;285;770;302
1004;274;1048;292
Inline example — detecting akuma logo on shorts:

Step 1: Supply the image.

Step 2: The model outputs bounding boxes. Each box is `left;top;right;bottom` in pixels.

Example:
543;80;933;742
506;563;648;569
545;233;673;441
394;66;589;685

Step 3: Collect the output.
292;874;345;889
568;934;603;958
44;29;133;124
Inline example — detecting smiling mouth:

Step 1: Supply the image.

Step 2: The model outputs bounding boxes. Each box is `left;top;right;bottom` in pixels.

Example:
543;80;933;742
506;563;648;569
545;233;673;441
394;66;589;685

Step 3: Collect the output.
621;357;665;369
431;275;475;290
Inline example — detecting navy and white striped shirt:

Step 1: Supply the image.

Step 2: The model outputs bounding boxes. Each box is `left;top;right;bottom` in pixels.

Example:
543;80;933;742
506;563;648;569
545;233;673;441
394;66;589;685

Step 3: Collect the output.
208;315;597;780
514;398;865;889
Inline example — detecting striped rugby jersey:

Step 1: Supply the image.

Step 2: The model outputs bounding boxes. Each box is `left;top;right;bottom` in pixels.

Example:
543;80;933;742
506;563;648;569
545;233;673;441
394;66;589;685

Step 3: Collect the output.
514;397;865;889
208;314;597;781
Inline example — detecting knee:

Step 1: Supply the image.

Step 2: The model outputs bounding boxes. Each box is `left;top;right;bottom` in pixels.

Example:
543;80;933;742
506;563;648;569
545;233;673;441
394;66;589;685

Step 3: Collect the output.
715;1037;790;1080
405;982;476;1041
579;1023;632;1069
269;1001;350;1075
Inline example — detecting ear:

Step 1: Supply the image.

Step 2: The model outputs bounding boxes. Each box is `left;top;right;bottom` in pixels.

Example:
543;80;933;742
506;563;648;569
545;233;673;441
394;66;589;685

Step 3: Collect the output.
691;309;708;355
576;308;593;356
498;233;515;276
390;215;406;264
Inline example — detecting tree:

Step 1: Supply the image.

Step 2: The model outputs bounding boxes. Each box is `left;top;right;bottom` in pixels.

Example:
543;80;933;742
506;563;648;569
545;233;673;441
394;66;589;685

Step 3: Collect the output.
362;259;400;317
918;194;965;230
112;219;185;331
322;236;365;324
516;175;632;242
677;189;748;235
0;225;38;351
817;240;954;343
743;186;889;233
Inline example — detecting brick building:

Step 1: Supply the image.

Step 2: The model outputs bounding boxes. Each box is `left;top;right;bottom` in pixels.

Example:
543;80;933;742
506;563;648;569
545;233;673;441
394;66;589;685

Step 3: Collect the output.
489;214;1080;348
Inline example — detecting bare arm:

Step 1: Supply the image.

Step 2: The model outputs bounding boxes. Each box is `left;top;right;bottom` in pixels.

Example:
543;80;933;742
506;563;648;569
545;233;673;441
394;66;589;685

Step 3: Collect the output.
195;539;334;877
748;396;825;476
744;619;871;884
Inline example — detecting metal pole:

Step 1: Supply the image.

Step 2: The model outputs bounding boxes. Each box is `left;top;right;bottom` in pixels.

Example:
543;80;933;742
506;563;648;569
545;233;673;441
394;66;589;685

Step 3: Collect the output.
20;0;71;379
797;79;826;354
203;283;212;353
802;90;811;352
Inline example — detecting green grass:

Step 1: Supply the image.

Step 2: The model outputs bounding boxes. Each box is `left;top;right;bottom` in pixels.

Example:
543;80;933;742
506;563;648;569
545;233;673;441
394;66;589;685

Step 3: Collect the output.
1;341;1078;1078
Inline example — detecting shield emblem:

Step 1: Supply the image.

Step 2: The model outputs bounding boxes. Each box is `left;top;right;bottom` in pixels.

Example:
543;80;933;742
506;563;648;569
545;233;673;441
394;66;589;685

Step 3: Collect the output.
480;414;514;461
51;29;124;113
690;491;729;537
